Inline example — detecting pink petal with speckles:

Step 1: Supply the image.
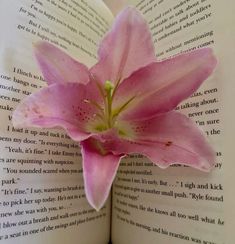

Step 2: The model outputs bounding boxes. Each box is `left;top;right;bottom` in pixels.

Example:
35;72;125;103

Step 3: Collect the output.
102;111;215;171
13;82;102;141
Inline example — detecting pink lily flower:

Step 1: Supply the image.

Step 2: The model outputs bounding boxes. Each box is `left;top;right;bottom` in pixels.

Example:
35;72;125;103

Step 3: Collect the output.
13;7;217;210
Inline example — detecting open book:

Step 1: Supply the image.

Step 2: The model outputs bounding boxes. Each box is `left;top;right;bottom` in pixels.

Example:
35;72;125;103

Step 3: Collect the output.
0;0;234;243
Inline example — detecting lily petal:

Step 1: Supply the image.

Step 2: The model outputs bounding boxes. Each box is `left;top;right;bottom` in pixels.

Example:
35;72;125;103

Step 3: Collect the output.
34;42;90;85
114;48;217;120
81;138;122;210
90;7;155;85
13;83;101;141
106;112;215;171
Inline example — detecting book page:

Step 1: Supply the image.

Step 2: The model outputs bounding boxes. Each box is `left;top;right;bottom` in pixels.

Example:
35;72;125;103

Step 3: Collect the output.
103;0;129;16
111;0;235;243
0;0;114;243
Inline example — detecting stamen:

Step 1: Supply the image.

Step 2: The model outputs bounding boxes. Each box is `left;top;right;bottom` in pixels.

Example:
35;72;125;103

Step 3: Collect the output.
112;95;136;118
90;73;106;99
83;99;103;112
111;77;121;100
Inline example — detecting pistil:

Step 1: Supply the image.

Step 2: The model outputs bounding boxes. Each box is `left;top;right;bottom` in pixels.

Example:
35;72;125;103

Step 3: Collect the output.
104;80;114;128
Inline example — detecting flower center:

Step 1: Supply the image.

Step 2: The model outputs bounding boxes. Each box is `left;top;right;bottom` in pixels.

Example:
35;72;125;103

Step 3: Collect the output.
85;79;135;135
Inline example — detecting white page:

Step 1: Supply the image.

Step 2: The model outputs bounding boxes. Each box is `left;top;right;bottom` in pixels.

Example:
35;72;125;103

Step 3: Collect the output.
0;0;114;243
111;0;235;243
103;0;129;15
